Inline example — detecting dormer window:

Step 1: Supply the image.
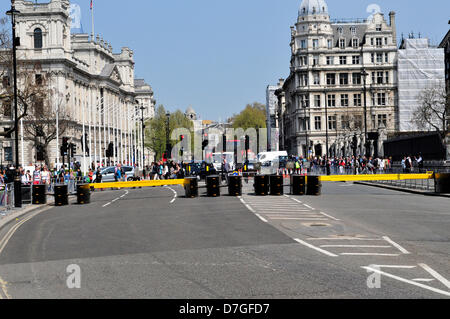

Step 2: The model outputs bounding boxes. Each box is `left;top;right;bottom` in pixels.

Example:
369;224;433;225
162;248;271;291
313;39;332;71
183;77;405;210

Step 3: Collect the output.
352;38;359;48
338;27;343;35
34;28;43;49
350;26;356;36
376;24;382;31
339;38;346;49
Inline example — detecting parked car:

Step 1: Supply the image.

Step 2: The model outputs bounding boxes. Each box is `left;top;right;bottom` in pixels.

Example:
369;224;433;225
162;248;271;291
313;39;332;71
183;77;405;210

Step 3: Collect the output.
100;166;136;182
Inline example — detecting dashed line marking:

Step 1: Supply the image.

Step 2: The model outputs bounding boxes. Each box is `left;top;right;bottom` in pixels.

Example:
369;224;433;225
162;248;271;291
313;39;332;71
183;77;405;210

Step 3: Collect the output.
102;190;129;208
320;245;392;248
383;236;410;254
413;278;435;282
341;253;401;257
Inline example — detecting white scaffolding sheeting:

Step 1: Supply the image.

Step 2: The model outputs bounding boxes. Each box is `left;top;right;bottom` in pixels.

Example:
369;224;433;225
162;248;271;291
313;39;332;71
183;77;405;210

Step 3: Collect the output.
397;38;445;131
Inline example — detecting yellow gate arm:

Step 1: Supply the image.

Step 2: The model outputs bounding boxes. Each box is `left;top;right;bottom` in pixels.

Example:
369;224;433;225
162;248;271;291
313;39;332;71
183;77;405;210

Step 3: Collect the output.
319;173;434;182
89;179;187;189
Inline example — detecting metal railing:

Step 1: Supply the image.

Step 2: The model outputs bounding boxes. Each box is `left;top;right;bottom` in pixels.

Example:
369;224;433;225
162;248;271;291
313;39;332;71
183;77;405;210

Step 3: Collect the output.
371;178;435;192
0;183;15;214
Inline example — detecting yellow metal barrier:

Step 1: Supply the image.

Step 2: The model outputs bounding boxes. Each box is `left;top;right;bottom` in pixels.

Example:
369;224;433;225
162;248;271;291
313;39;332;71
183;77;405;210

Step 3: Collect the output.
89;179;187;189
319;173;433;183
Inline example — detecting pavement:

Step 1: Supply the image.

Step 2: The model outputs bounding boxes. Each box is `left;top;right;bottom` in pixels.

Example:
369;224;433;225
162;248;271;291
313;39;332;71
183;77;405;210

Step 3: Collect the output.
0;182;448;299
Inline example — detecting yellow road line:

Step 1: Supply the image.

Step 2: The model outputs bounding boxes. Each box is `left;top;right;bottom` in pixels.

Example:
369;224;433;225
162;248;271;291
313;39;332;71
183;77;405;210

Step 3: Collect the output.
89;179;187;189
319;173;433;182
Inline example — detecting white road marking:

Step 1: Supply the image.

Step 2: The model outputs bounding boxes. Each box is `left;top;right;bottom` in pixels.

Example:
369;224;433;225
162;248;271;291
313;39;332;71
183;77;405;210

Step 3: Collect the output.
362;266;450;297
307;237;384;241
303;204;314;210
166;186;178;204
269;217;329;221
382;236;410;254
371;265;417;269
255;214;268;223
413;278;435;282
419;263;450;289
290;198;303;204
102;190;129;208
341;253;400;256
320;245;392;248
319;212;340;221
294;238;338;257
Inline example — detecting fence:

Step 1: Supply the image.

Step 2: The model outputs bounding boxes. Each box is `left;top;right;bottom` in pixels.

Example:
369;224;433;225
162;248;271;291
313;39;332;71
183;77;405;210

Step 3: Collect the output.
369;178;435;192
0;183;15;214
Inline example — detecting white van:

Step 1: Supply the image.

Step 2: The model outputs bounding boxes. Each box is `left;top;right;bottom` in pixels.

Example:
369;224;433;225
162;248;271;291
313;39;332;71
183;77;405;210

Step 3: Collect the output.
257;151;288;166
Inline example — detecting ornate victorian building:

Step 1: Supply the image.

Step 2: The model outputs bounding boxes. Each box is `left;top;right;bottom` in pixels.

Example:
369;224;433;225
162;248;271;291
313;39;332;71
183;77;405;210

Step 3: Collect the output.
276;0;398;158
0;0;155;169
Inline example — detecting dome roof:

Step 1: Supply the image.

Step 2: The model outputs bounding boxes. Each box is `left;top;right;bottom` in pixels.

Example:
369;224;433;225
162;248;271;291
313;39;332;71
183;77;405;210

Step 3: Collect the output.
299;0;328;16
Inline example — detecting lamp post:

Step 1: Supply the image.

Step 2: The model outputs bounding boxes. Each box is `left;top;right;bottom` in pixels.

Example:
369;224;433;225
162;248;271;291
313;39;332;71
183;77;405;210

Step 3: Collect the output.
361;68;369;157
140;103;146;169
6;3;22;208
165;111;170;160
324;89;331;175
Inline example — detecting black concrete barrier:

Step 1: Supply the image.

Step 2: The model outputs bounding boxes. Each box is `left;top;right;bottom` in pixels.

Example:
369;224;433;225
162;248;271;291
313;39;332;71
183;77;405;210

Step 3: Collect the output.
21;185;32;204
290;175;306;195
228;175;242;196
254;175;269;196
77;184;91;204
32;184;47;205
14;178;22;208
270;175;284;196
435;173;450;194
184;177;198;198
54;184;69;206
206;175;220;197
306;176;322;196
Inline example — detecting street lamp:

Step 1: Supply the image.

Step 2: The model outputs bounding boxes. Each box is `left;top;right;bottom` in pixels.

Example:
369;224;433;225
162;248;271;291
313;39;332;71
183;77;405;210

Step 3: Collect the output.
361;68;369;157
324;89;330;175
6;3;22;208
139;103;147;168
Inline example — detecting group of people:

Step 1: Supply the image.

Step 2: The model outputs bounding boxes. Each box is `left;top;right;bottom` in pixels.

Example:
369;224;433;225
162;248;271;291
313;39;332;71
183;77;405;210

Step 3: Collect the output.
146;161;184;180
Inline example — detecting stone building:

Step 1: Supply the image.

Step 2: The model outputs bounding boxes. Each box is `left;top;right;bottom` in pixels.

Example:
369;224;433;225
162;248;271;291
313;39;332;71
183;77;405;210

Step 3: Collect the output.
439;24;450;160
0;0;155;169
276;0;398;158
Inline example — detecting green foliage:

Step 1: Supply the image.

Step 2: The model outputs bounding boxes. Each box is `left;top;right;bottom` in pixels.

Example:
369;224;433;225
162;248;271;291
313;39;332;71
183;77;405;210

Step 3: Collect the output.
231;102;267;130
145;105;193;160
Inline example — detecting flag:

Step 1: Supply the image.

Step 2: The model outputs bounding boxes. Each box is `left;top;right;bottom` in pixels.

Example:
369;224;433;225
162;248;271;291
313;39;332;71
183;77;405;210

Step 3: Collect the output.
90;0;93;10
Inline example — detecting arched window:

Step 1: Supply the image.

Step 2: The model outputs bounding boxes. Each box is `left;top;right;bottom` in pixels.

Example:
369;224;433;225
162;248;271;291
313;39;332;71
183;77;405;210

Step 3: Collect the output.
34;28;42;49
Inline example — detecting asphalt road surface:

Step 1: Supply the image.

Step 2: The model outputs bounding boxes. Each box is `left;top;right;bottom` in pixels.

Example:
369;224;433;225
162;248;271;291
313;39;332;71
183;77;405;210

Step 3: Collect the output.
0;181;449;299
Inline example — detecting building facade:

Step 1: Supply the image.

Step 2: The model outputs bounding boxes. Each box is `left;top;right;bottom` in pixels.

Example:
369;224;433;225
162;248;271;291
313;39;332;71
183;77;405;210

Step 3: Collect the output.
397;38;445;132
0;0;155;169
439;25;450;160
276;0;398;158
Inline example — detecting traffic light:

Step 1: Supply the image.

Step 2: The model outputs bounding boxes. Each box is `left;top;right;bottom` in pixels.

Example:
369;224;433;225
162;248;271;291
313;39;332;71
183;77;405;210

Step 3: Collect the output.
62;137;69;152
222;134;227;152
245;135;250;151
69;143;77;158
180;135;184;142
36;145;45;161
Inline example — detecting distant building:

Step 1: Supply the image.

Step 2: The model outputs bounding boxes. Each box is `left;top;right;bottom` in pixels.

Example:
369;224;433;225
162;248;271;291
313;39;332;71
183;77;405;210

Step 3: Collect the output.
276;0;398;158
438;23;450;160
397;38;445;132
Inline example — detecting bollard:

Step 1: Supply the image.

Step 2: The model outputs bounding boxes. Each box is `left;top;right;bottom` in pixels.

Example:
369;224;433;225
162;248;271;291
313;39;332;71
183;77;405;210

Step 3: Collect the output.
306;175;322;196
270;175;284;196
54;184;69;206
228;175;242;196
290;175;306;195
14;177;22;208
206;175;220;197
77;184;91;204
184;177;198;198
32;184;47;205
434;173;450;194
254;175;269;196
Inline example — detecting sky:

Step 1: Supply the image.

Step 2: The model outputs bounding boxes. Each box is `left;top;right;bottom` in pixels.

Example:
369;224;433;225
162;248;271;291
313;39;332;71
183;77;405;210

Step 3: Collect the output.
1;0;450;121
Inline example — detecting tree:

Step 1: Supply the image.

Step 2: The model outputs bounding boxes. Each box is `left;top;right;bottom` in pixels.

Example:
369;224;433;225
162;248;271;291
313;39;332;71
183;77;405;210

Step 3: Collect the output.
145;105;193;160
413;86;449;141
231;102;267;130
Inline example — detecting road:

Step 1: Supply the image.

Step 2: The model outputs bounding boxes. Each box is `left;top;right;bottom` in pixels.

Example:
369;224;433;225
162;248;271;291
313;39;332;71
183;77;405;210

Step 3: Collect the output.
0;181;449;299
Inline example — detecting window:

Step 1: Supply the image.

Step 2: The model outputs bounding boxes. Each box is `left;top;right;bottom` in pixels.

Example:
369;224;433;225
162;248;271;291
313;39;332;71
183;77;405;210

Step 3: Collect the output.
299;94;309;108
299;56;307;66
326;74;336;85
34;98;44;115
34;28;43;49
314;116;322;130
314;95;321;107
377;93;386;106
299;117;310;131
376;38;382;47
385;37;388;45
341;94;349;107
377;72;384;84
339;56;347;65
371;38;374;46
371;53;375;63
353;94;362;106
352;38;359;48
350;26;356;36
2;100;11;117
378;114;387;127
328;115;337;130
339;73;349;85
326;56;334;65
2;76;10;88
4;147;13;162
341;115;351;129
376;53;383;63
371;72;376;84
338;27;343;35
312;55;319;66
313;73;320;85
299;73;308;86
313;39;319;49
327;94;336;107
35;74;42;85
339;39;346;49
385;72;389;84
352;72;361;85
376;24;382;32
355;115;363;129
328;39;333;49
385;53;389;63
300;40;306;49
352;56;360;64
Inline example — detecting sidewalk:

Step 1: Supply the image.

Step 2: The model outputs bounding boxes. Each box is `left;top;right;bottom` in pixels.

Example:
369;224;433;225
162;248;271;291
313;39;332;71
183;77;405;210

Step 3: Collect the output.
0;204;48;230
354;181;450;198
